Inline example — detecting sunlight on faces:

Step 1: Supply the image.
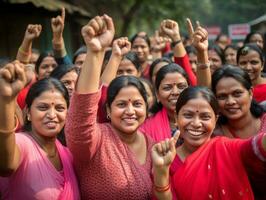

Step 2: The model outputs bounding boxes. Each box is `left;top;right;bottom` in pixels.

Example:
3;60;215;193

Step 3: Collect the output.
108;86;146;136
238;50;263;82
208;50;222;74
177;97;217;148
131;37;150;63
28;89;67;139
38;56;58;80
215;77;252;120
60;70;78;98
157;72;188;114
116;59;140;77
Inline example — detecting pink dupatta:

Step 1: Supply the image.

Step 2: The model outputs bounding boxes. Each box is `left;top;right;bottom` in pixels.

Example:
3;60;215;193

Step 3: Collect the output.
56;140;80;200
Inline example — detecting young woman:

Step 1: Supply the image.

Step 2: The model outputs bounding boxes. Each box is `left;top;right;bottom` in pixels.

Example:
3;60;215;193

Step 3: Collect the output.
224;44;239;65
208;44;224;74
140;63;189;142
65;15;153;199
50;64;79;98
237;43;266;103
244;32;264;49
0;61;79;199
152;86;266;200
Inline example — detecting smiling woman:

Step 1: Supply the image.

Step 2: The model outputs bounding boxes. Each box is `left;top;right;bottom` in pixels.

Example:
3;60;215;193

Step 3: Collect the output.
0;62;79;199
151;86;266;200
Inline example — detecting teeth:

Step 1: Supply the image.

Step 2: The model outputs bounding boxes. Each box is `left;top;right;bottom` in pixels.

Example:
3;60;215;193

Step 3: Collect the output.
187;130;204;136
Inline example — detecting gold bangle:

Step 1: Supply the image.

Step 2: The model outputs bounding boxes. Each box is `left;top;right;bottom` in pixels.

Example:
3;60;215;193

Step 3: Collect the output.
0;115;18;134
19;47;31;56
153;182;171;193
197;62;210;70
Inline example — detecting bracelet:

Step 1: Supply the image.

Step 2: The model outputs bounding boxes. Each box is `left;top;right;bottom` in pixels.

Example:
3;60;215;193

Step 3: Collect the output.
0;115;18;134
197;62;210;70
18;47;31;56
171;40;182;49
154;182;171;193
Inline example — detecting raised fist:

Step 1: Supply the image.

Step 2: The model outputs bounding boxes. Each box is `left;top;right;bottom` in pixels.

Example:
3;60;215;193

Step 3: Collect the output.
81;15;115;52
24;24;42;41
112;37;131;57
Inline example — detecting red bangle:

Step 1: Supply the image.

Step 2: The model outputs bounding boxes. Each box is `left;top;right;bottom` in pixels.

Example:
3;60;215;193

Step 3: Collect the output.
154;182;171;193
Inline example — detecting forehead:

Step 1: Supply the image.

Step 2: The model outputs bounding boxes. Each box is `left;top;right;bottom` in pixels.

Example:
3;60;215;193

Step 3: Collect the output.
119;59;135;69
239;49;260;59
61;70;78;80
208;50;220;58
32;89;66;104
113;86;144;101
75;53;86;62
41;56;56;64
215;77;245;93
180;97;215;114
250;34;263;40
160;72;187;84
132;37;148;46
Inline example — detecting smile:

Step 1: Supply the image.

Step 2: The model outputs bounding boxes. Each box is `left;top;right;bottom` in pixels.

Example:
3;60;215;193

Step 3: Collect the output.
186;129;205;137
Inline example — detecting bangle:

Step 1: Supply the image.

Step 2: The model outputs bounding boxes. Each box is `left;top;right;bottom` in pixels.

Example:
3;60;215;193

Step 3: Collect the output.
154;182;171;193
197;62;210;70
0;115;18;134
171;40;182;49
18;47;31;56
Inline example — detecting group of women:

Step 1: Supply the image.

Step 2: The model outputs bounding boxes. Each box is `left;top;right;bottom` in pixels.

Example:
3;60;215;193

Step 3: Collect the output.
0;11;266;200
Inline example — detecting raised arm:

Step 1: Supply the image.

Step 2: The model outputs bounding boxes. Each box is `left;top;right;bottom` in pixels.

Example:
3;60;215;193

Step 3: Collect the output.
100;37;131;85
159;19;197;86
0;61;27;176
16;24;42;64
152;132;180;200
51;8;71;64
186;19;211;87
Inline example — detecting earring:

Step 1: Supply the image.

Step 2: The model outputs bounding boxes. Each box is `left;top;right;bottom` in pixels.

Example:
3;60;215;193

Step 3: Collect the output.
27;115;31;121
107;115;110;120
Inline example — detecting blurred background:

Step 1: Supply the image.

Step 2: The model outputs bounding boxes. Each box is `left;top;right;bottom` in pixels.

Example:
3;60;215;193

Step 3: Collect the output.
1;0;266;58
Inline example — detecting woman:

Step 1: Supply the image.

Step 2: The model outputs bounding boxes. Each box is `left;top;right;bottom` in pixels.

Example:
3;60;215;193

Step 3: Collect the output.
149;57;172;85
0;61;79;199
140;63;189;142
152;86;266;200
244;32;264;49
224;44;239;65
237;43;266;103
208;44;224;74
50;64;79;98
65;15;153;199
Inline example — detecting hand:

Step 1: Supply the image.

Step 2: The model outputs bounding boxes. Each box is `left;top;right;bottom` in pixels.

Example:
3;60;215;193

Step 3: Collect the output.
112;37;131;57
51;7;65;40
186;18;208;52
24;24;42;41
0;61;27;100
81;15;115;52
150;31;171;52
151;131;180;168
159;19;181;42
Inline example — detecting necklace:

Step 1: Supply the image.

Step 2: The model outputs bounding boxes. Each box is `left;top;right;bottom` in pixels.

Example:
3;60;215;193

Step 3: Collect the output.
30;133;58;158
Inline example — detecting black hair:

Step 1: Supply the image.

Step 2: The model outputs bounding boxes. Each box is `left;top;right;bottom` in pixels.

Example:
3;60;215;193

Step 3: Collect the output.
151;63;189;114
211;65;264;124
237;43;265;64
149;57;172;81
130;33;151;48
185;45;197;55
123;51;142;72
50;64;79;80
107;76;148;113
208;44;225;64
244;32;264;45
139;77;156;110
23;78;69;132
224;44;239;52
35;52;55;74
73;46;87;64
176;86;219;116
215;33;228;42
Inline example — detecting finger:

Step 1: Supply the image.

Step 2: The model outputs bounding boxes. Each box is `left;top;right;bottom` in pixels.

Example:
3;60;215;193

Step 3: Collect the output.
95;16;104;33
196;21;201;28
14;62;26;82
89;19;100;34
155;143;163;155
103;14;115;34
61;7;65;22
155;30;159;38
1;68;12;82
160;141;167;154
172;130;180;143
186;18;194;38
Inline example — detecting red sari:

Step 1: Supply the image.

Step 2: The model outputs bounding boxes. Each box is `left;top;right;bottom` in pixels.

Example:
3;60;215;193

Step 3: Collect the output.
172;134;266;200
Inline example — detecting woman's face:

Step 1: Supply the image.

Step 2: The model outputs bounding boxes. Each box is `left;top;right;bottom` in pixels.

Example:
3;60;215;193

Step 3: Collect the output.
208;50;222;74
157;72;188;114
188;53;197;74
238;50;263;82
38;56;58;80
151;61;169;85
131;37;150;63
224;47;237;65
108;86;146;136
28;89;67;138
215;77;252;120
60;70;78;98
74;53;86;69
116;59;139;77
177;97;217;148
249;34;264;49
